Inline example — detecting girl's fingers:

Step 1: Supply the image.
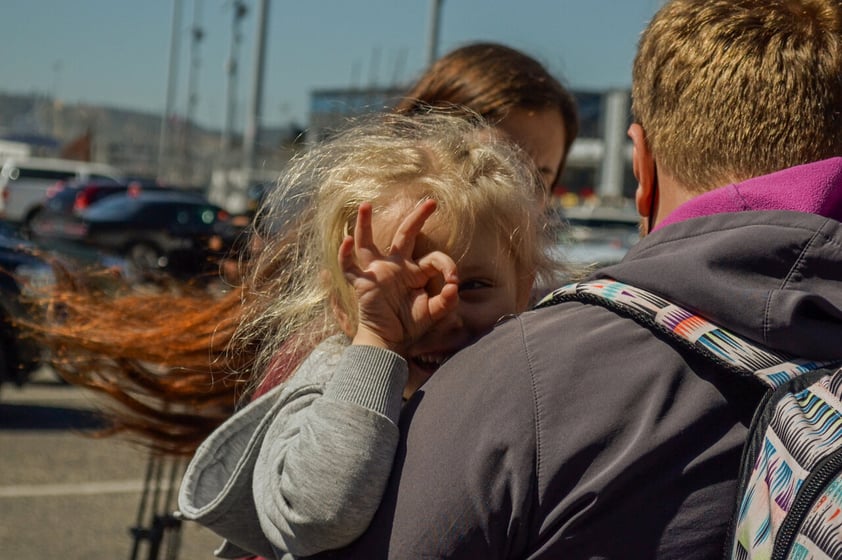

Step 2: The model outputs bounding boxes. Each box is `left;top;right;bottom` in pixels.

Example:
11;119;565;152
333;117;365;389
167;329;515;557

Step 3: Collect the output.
344;200;449;291
428;282;459;321
389;199;437;258
353;202;379;264
417;250;458;285
417;250;459;321
338;235;361;278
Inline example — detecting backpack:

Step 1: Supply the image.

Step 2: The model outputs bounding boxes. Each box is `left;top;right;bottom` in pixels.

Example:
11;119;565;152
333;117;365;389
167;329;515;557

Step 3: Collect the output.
536;278;842;560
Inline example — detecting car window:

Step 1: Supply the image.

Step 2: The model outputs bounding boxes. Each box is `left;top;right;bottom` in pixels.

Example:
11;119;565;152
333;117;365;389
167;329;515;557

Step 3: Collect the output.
137;204;178;226
89;173;119;181
88;187;126;205
83;196;220;226
83;196;137;220
12;168;76;181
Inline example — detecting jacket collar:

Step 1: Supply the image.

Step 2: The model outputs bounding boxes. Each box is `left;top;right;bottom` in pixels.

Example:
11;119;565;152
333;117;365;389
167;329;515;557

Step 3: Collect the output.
655;157;842;231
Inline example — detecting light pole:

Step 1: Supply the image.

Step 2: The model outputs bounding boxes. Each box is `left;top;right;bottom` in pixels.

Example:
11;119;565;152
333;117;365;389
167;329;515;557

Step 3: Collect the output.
426;0;444;66
157;0;182;181
242;0;269;188
598;90;630;201
50;60;62;137
221;1;248;159
182;0;204;184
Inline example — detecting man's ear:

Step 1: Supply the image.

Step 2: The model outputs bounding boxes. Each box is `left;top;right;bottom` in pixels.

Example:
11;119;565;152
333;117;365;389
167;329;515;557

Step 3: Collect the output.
628;123;656;222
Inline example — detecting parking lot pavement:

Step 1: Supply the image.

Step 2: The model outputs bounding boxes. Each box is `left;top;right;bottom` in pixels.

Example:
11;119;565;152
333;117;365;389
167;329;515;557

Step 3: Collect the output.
0;367;221;559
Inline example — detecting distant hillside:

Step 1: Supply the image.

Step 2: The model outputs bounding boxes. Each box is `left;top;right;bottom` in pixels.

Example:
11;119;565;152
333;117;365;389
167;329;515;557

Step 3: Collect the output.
0;91;302;185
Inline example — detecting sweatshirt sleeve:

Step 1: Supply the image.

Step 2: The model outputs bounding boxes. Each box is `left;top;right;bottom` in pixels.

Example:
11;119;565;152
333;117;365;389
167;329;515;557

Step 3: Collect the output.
253;343;408;558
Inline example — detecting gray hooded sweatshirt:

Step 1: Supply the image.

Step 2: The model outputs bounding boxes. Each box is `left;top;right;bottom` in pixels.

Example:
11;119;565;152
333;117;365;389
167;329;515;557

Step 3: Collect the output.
178;335;407;558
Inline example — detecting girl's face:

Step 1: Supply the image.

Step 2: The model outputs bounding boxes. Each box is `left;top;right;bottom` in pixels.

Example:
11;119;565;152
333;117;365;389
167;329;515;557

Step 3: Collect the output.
497;106;567;199
370;204;531;399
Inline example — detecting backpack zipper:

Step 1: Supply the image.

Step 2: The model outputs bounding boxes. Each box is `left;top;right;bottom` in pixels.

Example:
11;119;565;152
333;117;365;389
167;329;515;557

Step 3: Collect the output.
771;446;842;560
723;387;775;559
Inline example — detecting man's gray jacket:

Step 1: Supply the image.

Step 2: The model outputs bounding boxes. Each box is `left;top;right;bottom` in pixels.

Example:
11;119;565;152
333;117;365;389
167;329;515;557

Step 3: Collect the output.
335;184;842;558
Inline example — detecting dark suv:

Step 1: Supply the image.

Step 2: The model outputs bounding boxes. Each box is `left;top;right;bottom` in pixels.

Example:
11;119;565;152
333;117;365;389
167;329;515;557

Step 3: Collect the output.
34;191;242;281
35;178;183;220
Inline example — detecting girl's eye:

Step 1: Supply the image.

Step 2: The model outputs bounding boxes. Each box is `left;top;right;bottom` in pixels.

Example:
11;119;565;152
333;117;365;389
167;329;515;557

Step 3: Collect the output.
459;279;492;292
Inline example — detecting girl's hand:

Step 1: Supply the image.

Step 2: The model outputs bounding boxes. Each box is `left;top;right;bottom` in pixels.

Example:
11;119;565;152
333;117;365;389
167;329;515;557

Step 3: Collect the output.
339;200;458;354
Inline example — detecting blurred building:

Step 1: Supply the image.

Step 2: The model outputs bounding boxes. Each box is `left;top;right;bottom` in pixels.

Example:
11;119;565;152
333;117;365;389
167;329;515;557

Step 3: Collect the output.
306;87;635;204
0;86;635;209
0;92;302;191
307;87;406;143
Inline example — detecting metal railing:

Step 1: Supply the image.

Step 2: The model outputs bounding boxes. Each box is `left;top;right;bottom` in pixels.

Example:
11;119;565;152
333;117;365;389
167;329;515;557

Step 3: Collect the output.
129;454;186;560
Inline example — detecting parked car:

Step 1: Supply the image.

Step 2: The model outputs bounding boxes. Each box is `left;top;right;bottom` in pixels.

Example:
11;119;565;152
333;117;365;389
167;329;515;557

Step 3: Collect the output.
548;204;641;270
33;177;192;223
0;220;54;390
33;191;242;281
0;156;125;230
561;205;639;265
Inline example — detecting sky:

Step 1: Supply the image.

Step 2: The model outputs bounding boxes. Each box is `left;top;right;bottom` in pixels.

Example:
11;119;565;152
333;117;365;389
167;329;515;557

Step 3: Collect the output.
4;0;662;132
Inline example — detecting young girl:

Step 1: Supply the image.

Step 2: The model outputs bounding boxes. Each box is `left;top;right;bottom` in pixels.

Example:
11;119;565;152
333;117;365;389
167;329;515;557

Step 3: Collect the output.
35;42;578;461
173;111;562;558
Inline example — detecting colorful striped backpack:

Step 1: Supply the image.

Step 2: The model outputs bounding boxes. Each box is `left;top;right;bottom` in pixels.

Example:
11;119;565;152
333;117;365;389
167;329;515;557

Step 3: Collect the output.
537;279;842;559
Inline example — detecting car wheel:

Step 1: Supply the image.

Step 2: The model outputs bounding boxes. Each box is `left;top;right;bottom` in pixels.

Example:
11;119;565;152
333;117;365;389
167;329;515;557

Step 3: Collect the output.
127;243;168;276
0;333;18;390
20;208;43;239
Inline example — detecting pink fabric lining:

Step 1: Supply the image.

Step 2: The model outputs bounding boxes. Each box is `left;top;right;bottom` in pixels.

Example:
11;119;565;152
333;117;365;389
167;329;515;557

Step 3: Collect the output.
655;157;842;231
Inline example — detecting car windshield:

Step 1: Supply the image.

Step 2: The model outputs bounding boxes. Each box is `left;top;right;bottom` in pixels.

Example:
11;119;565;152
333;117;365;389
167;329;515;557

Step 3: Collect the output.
82;195;140;220
83;195;221;225
548;205;641;269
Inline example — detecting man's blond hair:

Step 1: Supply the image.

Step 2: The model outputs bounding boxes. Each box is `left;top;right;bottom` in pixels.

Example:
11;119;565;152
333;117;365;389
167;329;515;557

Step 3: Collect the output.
633;0;842;192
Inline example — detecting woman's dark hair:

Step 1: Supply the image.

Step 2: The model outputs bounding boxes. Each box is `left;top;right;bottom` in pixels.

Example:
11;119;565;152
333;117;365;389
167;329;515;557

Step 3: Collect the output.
395;42;579;174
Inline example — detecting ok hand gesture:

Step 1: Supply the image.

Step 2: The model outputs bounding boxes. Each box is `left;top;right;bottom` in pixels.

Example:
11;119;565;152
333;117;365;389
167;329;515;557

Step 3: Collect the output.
339;199;458;355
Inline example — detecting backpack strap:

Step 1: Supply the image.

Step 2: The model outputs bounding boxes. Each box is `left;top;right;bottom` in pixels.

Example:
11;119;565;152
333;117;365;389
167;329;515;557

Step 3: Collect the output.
537;278;842;559
536;278;834;388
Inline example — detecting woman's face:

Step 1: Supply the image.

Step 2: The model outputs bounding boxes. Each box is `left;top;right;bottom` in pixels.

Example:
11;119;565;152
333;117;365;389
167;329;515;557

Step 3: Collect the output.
497;106;567;198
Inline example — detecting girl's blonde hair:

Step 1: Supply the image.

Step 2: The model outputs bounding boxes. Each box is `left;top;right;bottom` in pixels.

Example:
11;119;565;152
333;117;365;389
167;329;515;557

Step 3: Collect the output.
233;110;559;396
30;110;562;455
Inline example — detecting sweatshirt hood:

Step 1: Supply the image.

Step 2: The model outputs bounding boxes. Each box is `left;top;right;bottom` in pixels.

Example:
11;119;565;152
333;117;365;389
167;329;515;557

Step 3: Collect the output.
656;157;842;231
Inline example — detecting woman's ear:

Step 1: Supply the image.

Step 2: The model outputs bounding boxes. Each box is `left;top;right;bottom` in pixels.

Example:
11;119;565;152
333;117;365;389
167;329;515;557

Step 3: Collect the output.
628;123;656;225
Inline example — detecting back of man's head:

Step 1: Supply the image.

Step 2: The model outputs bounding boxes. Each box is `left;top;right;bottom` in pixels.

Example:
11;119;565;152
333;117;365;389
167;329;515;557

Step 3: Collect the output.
632;0;842;193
